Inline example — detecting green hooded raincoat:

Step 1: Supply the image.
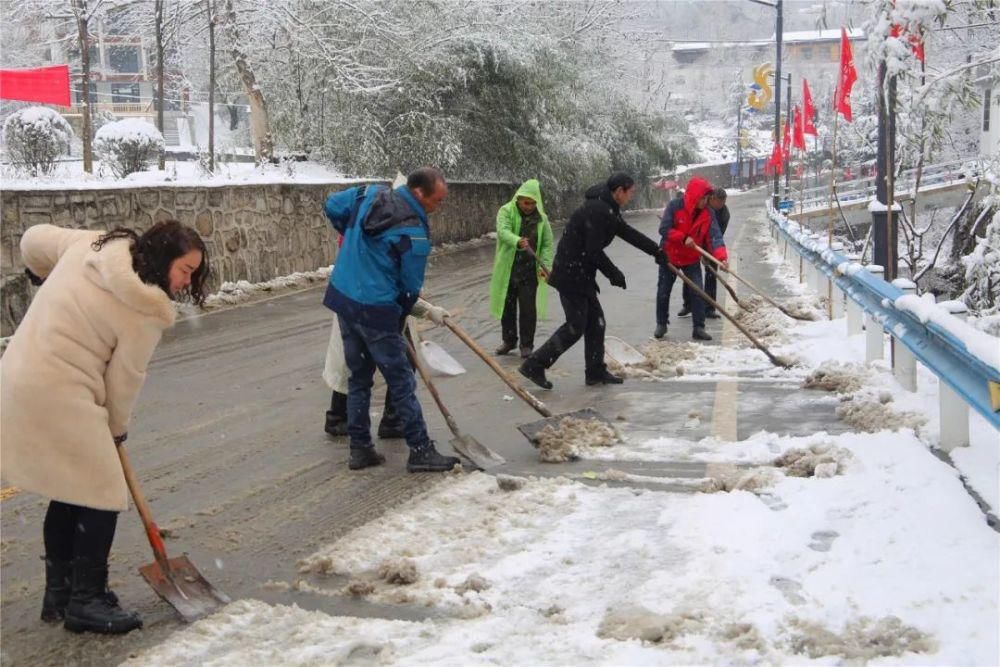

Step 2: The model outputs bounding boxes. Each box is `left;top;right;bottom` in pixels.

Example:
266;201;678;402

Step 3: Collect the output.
489;179;555;320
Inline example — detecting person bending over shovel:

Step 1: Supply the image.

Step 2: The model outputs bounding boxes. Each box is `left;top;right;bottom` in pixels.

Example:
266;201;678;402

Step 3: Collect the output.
0;221;209;634
323;167;460;473
519;172;668;390
654;176;729;341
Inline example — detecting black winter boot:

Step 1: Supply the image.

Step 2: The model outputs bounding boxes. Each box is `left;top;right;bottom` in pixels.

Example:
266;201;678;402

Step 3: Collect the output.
692;327;713;341
63;558;142;634
325;391;348;437
586;369;624;386
349;445;386;470
407;442;460;473
41;557;72;622
518;361;553;390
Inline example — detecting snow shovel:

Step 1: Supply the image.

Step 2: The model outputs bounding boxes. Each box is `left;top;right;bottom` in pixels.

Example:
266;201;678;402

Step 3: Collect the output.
404;327;504;470
703;264;747;310
662;256;795;369
440;317;613;446
693;245;815;321
604;335;647;366
116;443;230;622
409;317;465;376
522;245;550;280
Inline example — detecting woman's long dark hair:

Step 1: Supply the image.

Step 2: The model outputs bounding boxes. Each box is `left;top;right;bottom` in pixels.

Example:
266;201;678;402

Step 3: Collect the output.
92;221;210;306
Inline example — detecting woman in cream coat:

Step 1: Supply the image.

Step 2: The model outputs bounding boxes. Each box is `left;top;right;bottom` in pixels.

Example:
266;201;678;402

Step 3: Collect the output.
0;221;208;635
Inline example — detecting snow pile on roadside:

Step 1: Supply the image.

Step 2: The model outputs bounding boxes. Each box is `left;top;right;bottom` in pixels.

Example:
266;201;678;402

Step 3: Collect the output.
128;435;998;665
803;361;867;393
177;267;332;314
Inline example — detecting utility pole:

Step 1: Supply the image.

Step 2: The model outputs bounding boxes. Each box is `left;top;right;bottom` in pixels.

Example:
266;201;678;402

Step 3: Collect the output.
873;60;898;279
749;0;782;207
735;103;743;189
207;0;215;173
783;72;792;197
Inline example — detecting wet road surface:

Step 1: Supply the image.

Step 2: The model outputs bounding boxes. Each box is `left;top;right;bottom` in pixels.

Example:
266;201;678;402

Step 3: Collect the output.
0;188;845;666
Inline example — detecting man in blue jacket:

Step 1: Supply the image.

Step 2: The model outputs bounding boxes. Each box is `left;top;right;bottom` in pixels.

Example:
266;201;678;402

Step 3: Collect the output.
323;167;459;473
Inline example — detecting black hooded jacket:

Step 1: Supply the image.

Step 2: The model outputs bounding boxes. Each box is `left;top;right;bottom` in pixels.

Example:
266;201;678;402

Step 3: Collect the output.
546;184;661;295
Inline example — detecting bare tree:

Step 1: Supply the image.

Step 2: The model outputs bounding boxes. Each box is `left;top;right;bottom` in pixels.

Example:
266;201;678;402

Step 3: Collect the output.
70;0;94;173
220;0;272;163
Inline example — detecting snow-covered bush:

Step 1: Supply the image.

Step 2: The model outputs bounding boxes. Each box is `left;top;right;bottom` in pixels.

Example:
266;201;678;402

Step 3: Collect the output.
2;106;73;176
94;119;164;178
961;209;1000;321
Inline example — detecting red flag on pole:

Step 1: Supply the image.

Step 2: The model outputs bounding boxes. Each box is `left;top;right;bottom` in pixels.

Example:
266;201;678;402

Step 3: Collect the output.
766;140;784;175
0;65;71;107
833;28;857;122
781;118;791;158
890;24;925;63
792;106;806;151
802;79;817;135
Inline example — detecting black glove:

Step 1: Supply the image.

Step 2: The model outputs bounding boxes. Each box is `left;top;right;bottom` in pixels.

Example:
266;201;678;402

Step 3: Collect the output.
25;268;45;286
654;252;668;268
609;269;627;289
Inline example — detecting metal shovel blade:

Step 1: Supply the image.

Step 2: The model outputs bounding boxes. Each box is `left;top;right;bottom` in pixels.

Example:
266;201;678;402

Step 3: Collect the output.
450;433;505;471
139;555;231;623
517;407;614;446
604;335;647;366
419;339;466;376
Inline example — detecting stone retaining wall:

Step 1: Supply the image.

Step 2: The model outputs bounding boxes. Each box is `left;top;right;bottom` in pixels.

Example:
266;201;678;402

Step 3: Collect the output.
1;180;514;336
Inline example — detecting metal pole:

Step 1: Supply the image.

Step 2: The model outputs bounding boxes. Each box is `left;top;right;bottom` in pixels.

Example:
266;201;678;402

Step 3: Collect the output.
736;103;743;189
784;73;792;196
772;0;783;208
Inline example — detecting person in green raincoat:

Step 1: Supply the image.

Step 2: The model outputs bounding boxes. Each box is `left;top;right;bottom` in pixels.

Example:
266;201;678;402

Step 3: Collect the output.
489;179;554;358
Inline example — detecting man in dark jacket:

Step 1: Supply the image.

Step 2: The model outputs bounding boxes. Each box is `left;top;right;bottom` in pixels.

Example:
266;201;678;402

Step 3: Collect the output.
519;172;667;389
656;177;728;341
678;187;730;319
324;167;460;473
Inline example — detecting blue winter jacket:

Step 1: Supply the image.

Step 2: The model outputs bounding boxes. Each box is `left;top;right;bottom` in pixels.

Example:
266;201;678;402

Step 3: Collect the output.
323;184;432;331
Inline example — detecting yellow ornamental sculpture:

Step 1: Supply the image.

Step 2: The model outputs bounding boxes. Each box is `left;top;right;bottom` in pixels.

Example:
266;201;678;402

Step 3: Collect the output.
748;63;774;110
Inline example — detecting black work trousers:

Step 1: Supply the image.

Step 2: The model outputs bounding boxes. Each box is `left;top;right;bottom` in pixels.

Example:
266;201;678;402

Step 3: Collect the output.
500;277;538;348
44;500;119;563
530;291;606;378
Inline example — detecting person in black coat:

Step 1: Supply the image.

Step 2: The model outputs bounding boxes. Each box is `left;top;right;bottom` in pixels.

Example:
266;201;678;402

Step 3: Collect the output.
519;173;666;389
679;187;730;319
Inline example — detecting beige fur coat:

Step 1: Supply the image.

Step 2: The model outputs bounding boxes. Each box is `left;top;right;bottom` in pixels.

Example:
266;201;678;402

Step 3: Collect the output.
1;225;176;511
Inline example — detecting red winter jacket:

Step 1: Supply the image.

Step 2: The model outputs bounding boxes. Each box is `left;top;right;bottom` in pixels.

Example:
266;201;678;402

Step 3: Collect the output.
661;177;728;266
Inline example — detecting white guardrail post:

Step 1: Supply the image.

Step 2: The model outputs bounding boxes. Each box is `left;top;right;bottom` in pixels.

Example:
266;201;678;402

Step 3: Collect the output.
845;254;863;334
890;278;918;391
938;300;971;451
830;241;845;318
864;265;885;362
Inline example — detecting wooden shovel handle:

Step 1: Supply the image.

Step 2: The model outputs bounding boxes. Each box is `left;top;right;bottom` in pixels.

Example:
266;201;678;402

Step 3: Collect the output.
663;258;789;368
692;244;799;318
522;245;550;280
705;263;745;309
442;319;552;418
404;329;461;437
116;444;171;572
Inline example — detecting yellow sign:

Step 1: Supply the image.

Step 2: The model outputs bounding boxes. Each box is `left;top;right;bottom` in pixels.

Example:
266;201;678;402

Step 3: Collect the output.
748;63;774;110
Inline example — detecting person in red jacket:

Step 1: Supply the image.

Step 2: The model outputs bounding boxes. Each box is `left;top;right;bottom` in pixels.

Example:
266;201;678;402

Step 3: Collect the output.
655;177;728;341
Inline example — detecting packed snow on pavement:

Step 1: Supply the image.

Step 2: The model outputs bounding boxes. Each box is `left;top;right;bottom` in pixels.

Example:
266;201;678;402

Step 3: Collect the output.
125;214;998;665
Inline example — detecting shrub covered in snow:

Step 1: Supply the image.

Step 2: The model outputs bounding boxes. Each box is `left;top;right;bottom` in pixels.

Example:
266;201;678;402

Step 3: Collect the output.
2;106;74;176
94;119;164;177
961;209;1000;323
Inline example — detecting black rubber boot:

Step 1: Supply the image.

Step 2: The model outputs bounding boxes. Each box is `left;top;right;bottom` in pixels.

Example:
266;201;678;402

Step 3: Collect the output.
63;558;142;634
518;361;553;390
325;391;348;437
349;445;386;470
41;557;72;623
407;442;460;473
585;369;625;386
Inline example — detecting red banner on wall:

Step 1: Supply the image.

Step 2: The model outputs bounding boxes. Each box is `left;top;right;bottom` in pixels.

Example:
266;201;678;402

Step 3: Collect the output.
0;65;71;107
